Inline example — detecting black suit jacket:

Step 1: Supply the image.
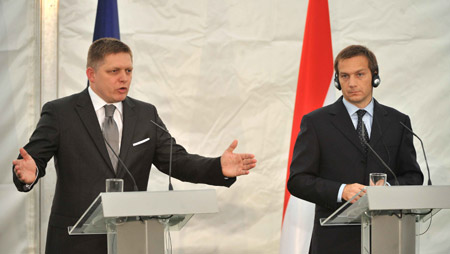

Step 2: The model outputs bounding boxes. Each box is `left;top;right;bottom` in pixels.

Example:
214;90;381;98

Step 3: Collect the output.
13;89;235;254
287;97;423;254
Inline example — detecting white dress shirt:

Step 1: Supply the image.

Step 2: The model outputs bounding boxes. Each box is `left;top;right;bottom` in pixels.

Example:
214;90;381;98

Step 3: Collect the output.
88;86;124;150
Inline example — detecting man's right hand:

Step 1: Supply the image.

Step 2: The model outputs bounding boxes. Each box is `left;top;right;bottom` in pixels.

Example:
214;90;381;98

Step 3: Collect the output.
13;148;37;184
342;183;366;203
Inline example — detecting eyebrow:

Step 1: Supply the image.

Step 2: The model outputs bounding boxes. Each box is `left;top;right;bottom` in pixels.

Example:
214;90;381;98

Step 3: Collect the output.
108;65;133;70
340;68;368;74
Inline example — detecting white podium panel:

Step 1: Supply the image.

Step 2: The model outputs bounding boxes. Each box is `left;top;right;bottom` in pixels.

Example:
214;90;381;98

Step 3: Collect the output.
320;186;450;254
68;189;218;254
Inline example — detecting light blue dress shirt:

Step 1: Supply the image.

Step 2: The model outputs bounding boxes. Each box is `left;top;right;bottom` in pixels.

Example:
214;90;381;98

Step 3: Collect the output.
337;98;374;202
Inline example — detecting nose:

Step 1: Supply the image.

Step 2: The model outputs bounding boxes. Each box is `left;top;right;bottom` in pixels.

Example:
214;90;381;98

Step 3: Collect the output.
119;70;129;83
348;75;357;87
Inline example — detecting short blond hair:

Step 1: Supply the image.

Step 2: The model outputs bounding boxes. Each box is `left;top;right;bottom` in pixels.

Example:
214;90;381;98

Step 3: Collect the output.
87;38;133;69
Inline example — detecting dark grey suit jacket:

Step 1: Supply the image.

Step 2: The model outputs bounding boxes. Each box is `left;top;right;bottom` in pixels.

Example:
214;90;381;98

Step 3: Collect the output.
287;97;423;254
13;89;234;254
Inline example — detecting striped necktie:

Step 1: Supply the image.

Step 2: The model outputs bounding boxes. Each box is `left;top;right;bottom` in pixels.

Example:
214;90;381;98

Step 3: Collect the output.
356;109;370;154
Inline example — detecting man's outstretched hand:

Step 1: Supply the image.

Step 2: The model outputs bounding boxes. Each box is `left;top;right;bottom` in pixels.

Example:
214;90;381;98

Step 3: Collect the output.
13;148;37;184
221;140;257;177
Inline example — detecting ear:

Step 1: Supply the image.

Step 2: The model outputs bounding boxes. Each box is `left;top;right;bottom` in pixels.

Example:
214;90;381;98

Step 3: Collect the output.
86;67;95;84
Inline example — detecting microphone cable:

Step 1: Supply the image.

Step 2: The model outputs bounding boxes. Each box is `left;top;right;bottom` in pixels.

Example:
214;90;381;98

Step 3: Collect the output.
150;120;174;191
362;124;399;185
103;136;139;191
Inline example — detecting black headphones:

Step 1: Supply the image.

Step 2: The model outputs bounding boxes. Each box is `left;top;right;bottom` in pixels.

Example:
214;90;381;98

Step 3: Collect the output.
334;71;381;90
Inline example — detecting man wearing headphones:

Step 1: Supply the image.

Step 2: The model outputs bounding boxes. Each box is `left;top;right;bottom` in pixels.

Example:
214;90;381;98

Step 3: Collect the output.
287;45;423;254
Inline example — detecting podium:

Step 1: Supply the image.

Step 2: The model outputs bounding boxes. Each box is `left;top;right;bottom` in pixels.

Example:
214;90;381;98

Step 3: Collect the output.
68;189;218;254
320;186;450;254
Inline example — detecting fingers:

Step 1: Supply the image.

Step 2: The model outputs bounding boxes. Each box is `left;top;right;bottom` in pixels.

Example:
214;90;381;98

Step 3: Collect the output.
240;154;256;162
13;148;37;184
349;197;359;203
221;140;257;177
349;190;366;203
343;183;367;202
241;157;257;170
238;169;250;176
242;164;255;171
240;153;255;160
13;149;28;180
13;159;22;173
12;159;20;166
19;148;31;160
238;153;257;170
226;140;238;153
13;163;24;181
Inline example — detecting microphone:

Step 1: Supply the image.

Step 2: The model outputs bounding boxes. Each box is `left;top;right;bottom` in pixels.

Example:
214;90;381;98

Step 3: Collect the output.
103;136;139;191
399;121;432;185
150;120;174;191
361;124;400;185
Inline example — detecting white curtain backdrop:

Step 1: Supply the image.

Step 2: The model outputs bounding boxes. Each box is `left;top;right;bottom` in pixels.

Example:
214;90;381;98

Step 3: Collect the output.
0;0;40;253
1;0;449;253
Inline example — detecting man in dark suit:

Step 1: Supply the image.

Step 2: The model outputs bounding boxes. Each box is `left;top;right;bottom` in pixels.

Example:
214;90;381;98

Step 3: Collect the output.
12;38;257;254
287;45;423;254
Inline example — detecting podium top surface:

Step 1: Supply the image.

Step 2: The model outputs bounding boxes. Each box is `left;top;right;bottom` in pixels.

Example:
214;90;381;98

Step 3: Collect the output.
68;189;218;235
101;189;218;217
320;185;450;226
365;185;450;210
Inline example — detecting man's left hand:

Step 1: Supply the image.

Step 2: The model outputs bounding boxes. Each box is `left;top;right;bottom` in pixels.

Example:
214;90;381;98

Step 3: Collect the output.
221;140;257;177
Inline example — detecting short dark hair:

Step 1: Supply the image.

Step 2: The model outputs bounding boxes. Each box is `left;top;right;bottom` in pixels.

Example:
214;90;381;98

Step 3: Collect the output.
334;45;378;75
87;38;133;69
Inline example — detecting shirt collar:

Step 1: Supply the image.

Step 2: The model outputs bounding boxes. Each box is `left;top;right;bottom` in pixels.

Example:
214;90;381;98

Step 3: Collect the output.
342;97;374;117
88;86;123;114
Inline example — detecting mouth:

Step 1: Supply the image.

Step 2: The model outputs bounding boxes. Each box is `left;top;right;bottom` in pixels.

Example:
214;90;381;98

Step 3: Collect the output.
118;87;128;93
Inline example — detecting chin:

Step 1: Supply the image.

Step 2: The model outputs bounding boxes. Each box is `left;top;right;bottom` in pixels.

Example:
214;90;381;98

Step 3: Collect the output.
348;95;363;101
114;95;127;102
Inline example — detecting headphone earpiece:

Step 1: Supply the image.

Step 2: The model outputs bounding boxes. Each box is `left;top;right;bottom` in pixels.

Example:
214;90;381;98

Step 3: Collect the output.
372;73;381;87
334;73;341;90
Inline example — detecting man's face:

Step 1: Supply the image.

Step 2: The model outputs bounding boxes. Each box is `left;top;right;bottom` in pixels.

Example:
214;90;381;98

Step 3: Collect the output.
87;52;133;103
337;55;373;108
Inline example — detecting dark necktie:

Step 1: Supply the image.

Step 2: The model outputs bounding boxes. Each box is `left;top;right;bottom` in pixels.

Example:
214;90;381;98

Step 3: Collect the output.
103;105;119;172
356;109;370;153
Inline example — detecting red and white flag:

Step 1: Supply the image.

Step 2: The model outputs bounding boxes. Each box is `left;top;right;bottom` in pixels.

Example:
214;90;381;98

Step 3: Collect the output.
280;0;334;253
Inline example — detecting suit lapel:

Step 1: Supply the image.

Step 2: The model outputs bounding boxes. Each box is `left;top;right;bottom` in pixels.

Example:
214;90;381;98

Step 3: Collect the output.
369;99;390;148
117;97;137;178
75;89;116;175
329;97;366;155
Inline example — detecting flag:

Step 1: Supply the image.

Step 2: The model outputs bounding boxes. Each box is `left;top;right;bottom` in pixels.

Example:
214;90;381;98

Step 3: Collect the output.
280;0;334;253
93;0;120;41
